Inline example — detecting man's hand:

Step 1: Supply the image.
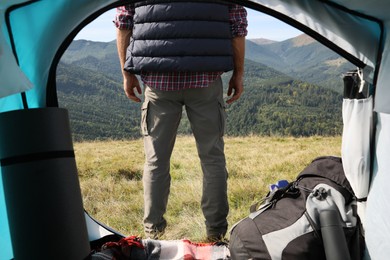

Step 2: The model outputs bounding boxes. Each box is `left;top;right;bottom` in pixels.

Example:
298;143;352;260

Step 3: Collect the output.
123;72;142;102
227;35;245;105
116;28;141;102
227;73;244;104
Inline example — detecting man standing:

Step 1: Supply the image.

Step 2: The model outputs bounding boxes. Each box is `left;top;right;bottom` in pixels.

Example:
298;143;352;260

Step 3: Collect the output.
115;2;247;241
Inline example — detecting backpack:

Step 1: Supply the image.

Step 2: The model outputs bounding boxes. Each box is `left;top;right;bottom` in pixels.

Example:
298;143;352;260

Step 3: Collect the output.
229;156;364;260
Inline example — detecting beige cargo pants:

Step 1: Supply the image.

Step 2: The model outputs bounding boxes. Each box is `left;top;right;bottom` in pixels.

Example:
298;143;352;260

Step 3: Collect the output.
141;77;229;239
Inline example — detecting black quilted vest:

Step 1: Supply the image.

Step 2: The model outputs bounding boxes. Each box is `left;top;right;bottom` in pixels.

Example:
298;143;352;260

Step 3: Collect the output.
124;1;234;73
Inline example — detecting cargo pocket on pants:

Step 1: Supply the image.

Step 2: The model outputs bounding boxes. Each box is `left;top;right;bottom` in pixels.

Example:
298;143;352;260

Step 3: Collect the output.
218;100;227;137
141;101;149;136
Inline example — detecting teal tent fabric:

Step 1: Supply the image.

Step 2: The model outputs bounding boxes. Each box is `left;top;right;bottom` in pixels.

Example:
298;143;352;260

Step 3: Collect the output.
1;1;118;259
4;0;118;109
0;173;11;260
0;20;32;97
1;0;390;259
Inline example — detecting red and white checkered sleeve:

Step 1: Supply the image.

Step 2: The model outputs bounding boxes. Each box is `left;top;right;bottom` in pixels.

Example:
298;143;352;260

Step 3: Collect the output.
114;5;135;30
229;5;248;37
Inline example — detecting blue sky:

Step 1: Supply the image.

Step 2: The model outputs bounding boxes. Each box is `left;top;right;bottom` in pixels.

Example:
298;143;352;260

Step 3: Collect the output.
75;8;302;42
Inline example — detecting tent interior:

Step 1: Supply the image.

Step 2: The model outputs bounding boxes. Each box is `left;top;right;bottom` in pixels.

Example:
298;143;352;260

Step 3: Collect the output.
1;0;389;259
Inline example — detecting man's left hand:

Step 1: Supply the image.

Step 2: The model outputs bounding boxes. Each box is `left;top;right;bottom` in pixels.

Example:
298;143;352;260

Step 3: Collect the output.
226;73;244;104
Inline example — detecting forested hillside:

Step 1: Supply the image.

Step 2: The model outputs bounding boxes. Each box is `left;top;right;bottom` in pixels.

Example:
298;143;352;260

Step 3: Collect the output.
224;59;342;136
57;36;342;140
57;48;343;140
57;62;139;140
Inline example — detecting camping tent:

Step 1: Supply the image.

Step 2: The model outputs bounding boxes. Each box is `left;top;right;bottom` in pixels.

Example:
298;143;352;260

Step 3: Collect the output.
0;0;389;259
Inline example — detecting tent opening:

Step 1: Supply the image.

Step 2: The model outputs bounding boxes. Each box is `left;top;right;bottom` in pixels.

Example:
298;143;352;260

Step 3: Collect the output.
55;6;358;243
2;1;384;259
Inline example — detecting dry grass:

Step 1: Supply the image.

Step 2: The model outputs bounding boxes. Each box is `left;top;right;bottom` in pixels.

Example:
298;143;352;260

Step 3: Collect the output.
75;135;341;242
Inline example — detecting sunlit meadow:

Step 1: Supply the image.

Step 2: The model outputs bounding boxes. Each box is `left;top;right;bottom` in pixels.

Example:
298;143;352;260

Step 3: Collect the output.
76;135;341;242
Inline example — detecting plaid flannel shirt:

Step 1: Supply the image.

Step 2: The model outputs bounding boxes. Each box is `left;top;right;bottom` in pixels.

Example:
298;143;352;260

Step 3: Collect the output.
115;4;248;91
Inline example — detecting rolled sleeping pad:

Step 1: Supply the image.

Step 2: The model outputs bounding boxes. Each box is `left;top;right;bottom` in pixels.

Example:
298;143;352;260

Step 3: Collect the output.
0;108;90;260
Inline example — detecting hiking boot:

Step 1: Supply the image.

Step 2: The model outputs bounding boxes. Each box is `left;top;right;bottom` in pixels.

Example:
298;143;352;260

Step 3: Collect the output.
144;228;165;240
206;234;228;245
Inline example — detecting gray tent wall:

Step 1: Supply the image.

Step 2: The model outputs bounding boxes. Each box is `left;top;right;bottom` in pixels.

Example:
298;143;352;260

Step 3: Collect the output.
366;112;390;260
375;22;390;113
247;1;389;259
365;17;390;260
1;0;390;259
247;2;389;257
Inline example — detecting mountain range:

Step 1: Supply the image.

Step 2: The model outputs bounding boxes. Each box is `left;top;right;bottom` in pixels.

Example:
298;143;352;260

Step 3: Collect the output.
246;34;355;92
57;34;350;140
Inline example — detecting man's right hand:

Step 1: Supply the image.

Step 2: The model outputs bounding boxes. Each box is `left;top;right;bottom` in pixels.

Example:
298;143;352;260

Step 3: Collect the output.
123;72;142;102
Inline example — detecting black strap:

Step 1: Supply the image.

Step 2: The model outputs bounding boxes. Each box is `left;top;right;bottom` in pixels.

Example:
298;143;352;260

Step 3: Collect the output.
356;197;367;202
1;150;75;166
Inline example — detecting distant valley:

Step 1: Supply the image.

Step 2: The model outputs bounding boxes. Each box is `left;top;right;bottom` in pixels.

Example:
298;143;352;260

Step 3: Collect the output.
246;34;355;92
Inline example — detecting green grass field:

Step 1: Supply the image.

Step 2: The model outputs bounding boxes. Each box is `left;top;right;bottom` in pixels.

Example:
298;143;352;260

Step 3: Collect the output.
76;135;341;242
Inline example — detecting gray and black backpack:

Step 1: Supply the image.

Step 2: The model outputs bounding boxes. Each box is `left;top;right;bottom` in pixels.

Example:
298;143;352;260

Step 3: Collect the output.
229;156;364;260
